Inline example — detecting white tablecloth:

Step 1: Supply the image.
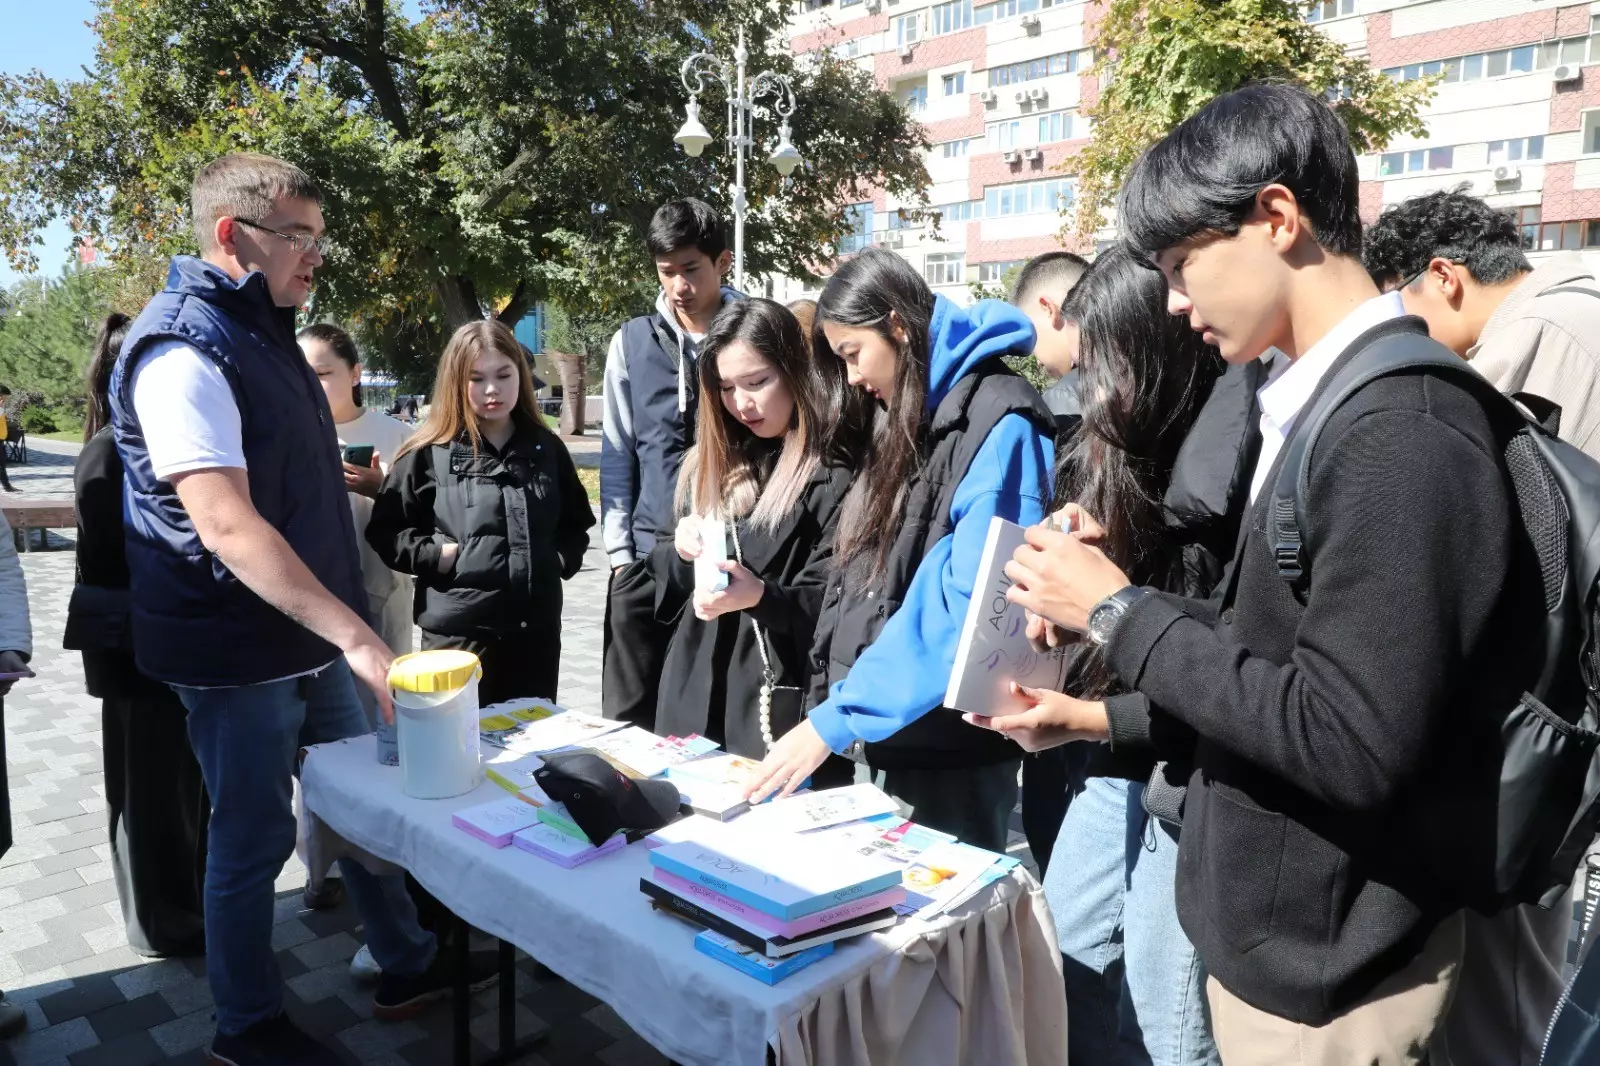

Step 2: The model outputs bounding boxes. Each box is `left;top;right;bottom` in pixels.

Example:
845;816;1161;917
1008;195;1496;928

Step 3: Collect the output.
300;734;1069;1066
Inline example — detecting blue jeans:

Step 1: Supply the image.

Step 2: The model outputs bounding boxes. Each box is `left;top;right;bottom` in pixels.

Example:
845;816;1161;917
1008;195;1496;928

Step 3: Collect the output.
176;662;437;1035
1046;775;1218;1066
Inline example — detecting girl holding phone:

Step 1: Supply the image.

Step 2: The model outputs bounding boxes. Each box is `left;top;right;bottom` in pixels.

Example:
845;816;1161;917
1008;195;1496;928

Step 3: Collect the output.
743;249;1056;850
367;321;593;704
653;299;852;770
300;324;415;658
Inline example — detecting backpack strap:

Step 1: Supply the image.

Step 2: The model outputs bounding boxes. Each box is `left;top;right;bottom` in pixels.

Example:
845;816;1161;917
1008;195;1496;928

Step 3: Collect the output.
1272;321;1509;590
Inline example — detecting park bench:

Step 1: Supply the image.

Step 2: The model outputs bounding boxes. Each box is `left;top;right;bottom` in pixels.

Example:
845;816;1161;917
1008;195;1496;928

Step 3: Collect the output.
3;498;75;552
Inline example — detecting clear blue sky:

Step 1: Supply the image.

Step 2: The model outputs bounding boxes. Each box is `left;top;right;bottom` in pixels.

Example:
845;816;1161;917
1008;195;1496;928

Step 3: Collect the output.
0;0;427;290
0;1;99;290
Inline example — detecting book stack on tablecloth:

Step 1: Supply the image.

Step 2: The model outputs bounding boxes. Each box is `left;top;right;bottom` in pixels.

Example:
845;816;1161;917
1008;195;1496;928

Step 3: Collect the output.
641;791;914;983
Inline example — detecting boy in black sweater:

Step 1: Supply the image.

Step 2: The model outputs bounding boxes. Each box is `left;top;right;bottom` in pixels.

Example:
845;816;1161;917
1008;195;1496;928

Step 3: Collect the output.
992;84;1544;1064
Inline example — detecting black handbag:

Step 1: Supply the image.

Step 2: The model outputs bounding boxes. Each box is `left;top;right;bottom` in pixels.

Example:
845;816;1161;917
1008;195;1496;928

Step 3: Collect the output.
63;584;132;653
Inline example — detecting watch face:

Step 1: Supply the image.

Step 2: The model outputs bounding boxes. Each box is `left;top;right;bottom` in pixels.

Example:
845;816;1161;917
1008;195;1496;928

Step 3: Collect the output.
1087;601;1119;645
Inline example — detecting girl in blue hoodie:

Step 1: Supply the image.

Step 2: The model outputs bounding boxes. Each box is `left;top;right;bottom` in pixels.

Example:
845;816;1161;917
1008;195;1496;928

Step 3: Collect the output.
744;249;1055;850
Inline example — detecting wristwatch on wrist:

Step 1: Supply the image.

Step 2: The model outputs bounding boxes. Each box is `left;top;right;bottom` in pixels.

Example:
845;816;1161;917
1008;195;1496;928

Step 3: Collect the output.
1086;586;1149;647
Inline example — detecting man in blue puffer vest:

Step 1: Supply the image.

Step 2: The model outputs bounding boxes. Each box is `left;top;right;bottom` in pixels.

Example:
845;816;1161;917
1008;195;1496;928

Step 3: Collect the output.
111;154;487;1066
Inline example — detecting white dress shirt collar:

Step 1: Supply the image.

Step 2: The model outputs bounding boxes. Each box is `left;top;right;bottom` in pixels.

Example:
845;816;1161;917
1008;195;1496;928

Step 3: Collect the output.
1248;290;1407;502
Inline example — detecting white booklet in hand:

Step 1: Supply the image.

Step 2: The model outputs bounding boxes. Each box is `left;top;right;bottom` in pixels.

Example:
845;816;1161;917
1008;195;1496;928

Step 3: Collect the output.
694;517;730;593
943;516;1069;717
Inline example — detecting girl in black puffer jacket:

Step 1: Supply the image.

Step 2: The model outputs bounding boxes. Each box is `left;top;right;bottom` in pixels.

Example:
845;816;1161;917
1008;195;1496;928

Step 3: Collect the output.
367;321;594;704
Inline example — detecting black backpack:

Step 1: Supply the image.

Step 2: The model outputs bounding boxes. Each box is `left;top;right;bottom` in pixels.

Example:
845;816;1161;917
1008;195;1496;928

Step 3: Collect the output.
1271;318;1600;909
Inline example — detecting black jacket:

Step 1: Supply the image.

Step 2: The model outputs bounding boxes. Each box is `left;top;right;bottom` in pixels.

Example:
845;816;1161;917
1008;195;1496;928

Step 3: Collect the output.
1106;324;1544;1025
367;415;594;639
1090;360;1263;809
71;428;166;701
651;464;851;759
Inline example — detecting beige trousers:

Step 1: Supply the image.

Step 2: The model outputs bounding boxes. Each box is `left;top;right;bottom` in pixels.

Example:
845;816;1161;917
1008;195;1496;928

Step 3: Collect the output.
1207;911;1466;1066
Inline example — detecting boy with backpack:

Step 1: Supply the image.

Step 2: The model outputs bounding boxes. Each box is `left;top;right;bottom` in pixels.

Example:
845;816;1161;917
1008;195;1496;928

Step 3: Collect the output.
1000;83;1549;1063
1364;189;1600;1066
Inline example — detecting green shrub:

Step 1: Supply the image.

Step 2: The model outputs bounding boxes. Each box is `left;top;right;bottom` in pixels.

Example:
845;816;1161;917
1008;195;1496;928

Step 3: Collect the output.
20;406;58;434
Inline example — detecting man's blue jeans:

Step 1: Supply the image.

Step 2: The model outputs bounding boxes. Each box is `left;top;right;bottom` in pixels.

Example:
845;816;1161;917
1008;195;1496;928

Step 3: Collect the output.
176;661;437;1035
1046;775;1218;1066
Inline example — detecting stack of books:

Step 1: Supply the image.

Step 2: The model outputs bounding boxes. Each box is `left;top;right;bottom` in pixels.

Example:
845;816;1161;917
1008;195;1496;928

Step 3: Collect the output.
643;821;907;982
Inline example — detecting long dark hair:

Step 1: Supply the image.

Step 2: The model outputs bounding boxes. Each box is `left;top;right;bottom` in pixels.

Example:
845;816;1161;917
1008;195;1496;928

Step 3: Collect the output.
84;313;131;441
812;248;936;582
1059;243;1223;697
298;322;362;407
679;299;824;533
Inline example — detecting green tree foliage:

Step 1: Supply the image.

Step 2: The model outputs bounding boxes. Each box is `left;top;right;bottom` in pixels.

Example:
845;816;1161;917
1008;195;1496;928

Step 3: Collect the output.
0;0;930;375
1065;0;1434;238
0;267;119;433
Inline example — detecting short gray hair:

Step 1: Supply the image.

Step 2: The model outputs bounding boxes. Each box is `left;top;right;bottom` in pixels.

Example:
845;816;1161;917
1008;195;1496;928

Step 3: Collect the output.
191;153;323;251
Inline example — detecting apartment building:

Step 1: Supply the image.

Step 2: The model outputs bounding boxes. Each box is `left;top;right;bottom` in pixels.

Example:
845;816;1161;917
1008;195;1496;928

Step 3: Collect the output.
777;0;1600;304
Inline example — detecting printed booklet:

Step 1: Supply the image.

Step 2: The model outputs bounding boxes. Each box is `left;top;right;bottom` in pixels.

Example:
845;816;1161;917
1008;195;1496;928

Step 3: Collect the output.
641;877;898;957
692;929;833;985
944;516;1070;717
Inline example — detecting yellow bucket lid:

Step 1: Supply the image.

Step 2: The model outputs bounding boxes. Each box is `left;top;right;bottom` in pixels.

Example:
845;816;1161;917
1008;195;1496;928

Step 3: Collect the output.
388;650;481;694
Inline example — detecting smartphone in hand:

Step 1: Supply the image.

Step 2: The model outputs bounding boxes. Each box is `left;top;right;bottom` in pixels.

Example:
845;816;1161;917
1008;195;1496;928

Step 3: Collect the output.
343;444;376;467
694;518;730;593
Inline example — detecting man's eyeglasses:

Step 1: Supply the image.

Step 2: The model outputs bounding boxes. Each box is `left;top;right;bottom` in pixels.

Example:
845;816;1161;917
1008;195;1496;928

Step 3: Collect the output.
1390;257;1465;293
233;218;330;257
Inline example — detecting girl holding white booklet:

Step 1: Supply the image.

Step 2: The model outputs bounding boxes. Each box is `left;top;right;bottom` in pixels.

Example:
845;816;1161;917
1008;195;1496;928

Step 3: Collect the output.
652;299;853;779
742;250;1056;851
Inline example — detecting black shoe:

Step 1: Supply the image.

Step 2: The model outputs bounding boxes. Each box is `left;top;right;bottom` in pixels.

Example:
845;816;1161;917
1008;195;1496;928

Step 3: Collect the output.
373;948;499;1021
207;1013;342;1066
302;877;346;911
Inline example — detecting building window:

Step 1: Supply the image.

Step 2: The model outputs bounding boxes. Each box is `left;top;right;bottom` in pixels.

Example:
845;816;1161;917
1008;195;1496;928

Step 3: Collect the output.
1585;112;1600;155
1037;110;1076;143
931;0;973;36
933;200;984;223
1305;0;1355;23
840;0;862;6
988;49;1091;88
975;0;1068;23
925;254;966;286
987;120;1022;152
984;178;1075;217
895;13;920;47
904;85;928;113
1516;206;1541;250
943;72;966;96
977;259;1026;282
840;203;874;254
1538;220;1590;252
940;138;975;158
887;209;919;231
1378;146;1454;176
1488;137;1546;165
1384;33;1592;85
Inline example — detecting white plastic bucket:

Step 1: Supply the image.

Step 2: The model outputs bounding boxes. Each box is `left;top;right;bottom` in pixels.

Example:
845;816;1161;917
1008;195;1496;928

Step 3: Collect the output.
393;672;483;799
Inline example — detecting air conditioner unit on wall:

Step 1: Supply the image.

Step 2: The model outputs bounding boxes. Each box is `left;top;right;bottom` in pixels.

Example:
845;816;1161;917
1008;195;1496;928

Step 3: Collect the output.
1021;14;1042;33
1014;89;1028;104
978;89;997;105
1493;165;1522;184
1022;146;1041;161
865;0;882;10
1003;149;1019;164
899;41;915;58
1028;86;1048;102
1554;63;1582;85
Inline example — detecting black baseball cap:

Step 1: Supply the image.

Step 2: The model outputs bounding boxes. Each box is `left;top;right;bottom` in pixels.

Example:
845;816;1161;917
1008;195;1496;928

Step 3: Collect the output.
534;752;683;845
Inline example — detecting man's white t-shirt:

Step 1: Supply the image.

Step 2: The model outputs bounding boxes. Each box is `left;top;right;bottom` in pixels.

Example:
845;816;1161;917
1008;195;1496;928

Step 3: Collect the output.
129;341;247;478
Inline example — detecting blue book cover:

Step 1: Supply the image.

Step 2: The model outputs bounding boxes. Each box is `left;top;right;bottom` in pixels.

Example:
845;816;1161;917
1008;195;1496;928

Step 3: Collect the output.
694;930;834;985
649;836;903;921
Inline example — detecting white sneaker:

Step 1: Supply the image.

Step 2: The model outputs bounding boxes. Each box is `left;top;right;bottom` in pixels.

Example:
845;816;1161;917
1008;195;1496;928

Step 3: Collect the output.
349;944;382;983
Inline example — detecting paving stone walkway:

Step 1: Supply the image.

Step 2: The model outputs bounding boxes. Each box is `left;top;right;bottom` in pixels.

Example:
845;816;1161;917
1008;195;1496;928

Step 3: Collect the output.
0;438;1036;1066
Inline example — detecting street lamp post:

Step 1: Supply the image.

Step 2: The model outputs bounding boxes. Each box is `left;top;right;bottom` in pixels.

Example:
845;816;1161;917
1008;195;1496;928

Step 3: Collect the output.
675;28;803;293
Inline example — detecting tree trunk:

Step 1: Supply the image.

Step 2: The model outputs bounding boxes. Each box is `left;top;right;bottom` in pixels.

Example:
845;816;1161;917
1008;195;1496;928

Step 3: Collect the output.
549;350;585;436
